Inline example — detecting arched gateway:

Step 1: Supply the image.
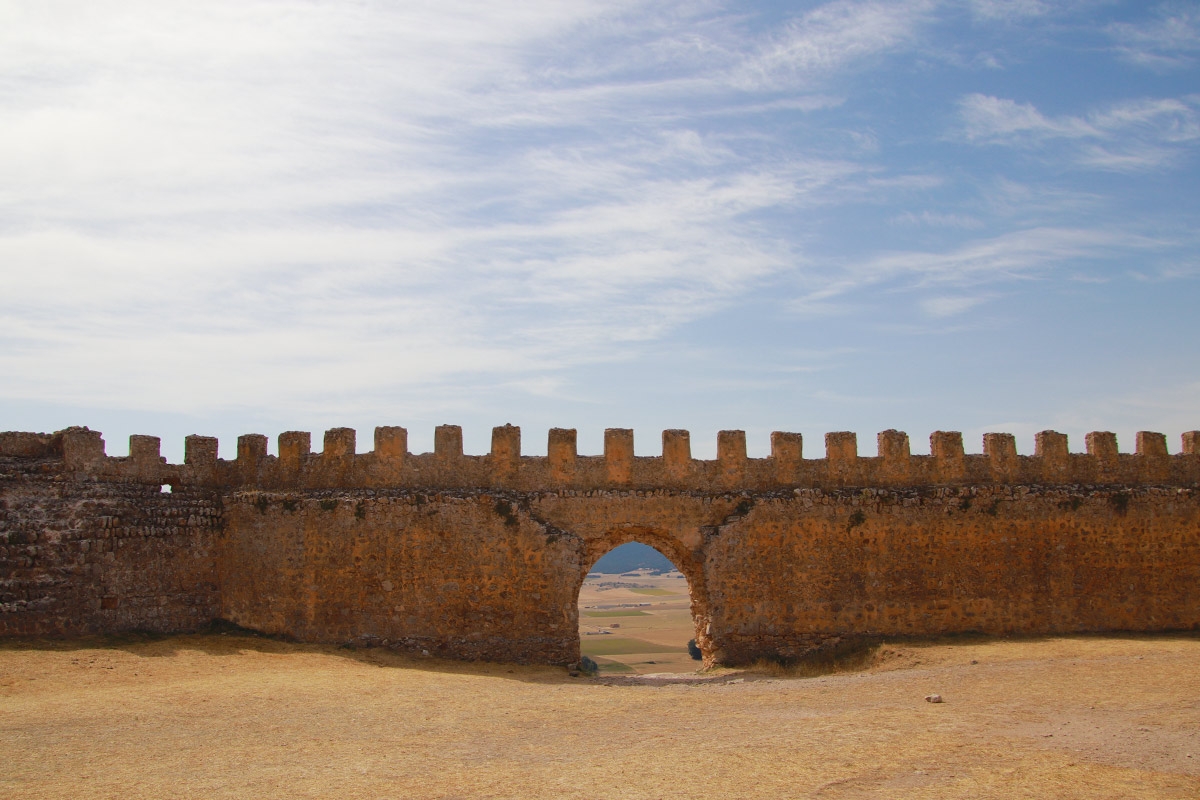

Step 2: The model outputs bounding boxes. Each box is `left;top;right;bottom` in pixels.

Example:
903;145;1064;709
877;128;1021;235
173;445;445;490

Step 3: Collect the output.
2;425;1199;666
573;525;712;664
578;541;699;671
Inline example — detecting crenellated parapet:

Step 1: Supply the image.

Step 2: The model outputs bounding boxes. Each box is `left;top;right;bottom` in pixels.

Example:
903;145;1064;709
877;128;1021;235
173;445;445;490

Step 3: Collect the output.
6;424;1198;491
5;422;1200;666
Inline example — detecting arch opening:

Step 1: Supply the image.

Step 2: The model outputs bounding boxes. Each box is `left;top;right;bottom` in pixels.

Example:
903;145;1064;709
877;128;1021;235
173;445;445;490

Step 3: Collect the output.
575;536;707;675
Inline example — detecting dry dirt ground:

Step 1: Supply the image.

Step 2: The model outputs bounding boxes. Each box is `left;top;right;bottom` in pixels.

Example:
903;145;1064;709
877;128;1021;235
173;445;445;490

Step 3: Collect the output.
3;631;1199;799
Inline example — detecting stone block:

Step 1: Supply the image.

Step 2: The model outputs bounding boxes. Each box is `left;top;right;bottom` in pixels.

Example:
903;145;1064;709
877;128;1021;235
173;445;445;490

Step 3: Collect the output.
323;428;356;459
1086;431;1118;462
435;425;463;458
375;427;407;461
825;431;857;463
605;428;633;483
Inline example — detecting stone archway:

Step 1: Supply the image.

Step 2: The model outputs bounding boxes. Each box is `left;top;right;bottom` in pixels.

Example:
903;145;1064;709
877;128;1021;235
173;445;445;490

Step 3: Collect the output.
572;526;713;667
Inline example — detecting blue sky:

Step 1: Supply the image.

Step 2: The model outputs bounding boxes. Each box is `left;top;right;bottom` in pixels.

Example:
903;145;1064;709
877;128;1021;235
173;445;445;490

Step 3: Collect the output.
1;1;1197;462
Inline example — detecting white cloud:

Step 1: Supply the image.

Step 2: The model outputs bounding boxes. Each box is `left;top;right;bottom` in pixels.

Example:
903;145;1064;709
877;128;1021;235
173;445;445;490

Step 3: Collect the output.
864;226;1162;283
0;1;851;414
983;178;1104;220
735;0;934;88
959;93;1200;171
919;295;988;317
1109;6;1200;69
966;0;1054;21
960;95;1095;141
0;1;1196;438
790;225;1167;314
891;210;984;228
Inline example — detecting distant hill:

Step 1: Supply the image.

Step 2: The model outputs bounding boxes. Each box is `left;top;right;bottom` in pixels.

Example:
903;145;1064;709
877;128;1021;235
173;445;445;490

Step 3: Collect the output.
589;542;676;575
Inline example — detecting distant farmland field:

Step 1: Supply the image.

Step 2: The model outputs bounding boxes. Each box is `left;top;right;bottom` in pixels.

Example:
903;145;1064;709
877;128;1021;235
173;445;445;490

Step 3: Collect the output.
579;637;683;656
577;569;697;674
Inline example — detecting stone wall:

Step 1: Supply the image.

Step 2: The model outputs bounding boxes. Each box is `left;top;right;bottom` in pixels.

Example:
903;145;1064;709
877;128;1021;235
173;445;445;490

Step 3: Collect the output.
703;484;1200;663
0;453;220;637
219;490;580;662
2;425;1198;666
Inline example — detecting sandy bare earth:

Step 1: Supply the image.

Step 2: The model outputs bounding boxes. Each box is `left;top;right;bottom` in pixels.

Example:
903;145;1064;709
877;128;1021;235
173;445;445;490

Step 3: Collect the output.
2;630;1199;799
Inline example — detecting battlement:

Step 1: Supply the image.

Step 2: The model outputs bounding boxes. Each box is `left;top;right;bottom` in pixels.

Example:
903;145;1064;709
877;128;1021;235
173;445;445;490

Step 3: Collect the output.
5;423;1200;667
4;424;1198;491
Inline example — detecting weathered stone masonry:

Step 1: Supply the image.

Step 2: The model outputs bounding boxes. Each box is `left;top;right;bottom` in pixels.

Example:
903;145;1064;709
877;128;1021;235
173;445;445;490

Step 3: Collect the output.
2;425;1198;666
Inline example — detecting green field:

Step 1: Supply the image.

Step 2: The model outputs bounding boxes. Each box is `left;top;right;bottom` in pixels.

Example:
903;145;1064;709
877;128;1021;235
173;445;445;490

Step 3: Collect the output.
579;637;687;656
628;588;678;596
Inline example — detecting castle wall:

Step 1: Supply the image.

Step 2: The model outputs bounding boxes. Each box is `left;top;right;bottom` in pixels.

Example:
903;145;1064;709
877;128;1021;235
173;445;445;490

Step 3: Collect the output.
703;485;1200;663
2;425;1198;666
218;490;582;662
0;454;220;637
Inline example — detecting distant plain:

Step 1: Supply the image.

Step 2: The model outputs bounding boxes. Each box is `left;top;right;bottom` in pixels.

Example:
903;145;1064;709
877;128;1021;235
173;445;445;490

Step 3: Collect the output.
578;569;698;674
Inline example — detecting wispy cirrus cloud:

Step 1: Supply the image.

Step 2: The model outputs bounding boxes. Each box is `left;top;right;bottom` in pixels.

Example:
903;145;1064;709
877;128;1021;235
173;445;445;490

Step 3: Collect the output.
0;0;1197;449
965;0;1057;22
982;178;1105;221
891;210;985;229
857;226;1164;285
958;93;1200;170
960;95;1095;141
790;225;1168;315
0;1;863;414
734;0;935;88
919;295;990;318
1109;5;1200;69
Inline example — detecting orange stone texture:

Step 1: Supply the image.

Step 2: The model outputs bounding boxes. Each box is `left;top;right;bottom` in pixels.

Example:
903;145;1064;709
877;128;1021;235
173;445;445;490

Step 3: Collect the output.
2;424;1199;666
